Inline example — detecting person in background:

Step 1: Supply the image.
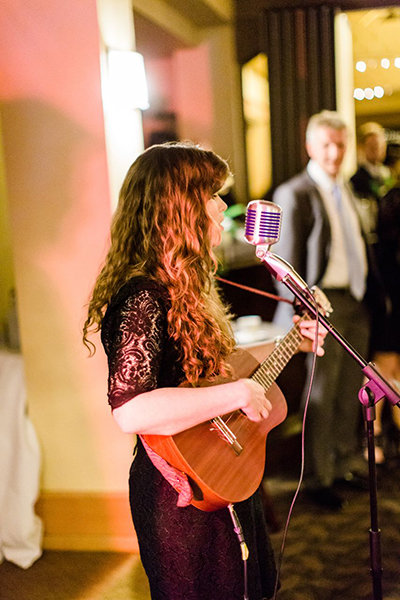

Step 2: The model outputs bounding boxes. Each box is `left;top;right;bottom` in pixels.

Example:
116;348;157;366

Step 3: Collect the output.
378;143;400;353
82;142;326;600
351;126;398;464
378;145;400;353
272;110;375;511
372;144;400;460
350;121;392;213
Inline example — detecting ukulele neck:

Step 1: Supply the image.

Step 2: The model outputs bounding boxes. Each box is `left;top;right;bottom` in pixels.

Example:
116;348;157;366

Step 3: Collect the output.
251;314;309;391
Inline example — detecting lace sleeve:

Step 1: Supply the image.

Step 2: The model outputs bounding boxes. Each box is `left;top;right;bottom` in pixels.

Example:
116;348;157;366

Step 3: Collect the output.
104;289;167;410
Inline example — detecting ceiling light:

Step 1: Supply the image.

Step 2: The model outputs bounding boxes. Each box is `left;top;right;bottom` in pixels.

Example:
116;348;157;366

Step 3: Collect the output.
381;58;390;69
353;88;365;101
356;61;367;72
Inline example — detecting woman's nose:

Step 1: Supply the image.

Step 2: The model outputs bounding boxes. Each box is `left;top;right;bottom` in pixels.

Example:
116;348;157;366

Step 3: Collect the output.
219;197;228;211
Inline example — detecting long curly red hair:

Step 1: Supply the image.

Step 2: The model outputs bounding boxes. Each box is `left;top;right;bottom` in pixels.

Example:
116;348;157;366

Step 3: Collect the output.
83;141;235;384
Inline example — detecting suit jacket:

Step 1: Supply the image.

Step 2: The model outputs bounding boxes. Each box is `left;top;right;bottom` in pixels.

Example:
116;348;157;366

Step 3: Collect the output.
351;164;391;202
271;169;382;332
351;165;377;200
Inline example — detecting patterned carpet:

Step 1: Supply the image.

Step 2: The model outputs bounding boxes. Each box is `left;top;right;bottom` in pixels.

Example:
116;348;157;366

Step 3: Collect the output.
1;456;399;600
267;463;400;600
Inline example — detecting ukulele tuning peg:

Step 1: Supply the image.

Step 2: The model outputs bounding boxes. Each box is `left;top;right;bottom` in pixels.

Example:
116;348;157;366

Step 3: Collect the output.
310;286;333;317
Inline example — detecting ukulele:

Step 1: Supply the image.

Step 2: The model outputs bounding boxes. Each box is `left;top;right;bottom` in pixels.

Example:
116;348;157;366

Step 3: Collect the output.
142;291;332;511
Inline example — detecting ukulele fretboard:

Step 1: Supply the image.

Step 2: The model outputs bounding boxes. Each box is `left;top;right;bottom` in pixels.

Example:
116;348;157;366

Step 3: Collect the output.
251;315;308;391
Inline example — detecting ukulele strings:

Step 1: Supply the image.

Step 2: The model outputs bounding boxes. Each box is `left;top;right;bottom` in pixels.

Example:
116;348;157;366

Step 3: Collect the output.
252;318;306;390
222;318;306;438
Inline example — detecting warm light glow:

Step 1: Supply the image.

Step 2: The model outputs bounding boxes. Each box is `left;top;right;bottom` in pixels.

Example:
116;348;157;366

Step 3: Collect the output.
100;47;148;209
107;50;149;110
353;88;365;101
354;57;400;73
355;60;366;72
353;85;387;101
364;87;374;100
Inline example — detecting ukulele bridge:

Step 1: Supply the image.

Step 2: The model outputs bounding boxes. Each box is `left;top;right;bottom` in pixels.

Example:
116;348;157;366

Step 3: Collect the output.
210;416;243;455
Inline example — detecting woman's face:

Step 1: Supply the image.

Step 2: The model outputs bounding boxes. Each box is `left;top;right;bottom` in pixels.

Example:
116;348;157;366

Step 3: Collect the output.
205;194;228;247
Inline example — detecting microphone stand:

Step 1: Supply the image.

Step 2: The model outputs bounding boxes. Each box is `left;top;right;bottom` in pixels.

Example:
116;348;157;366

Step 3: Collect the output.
256;248;400;600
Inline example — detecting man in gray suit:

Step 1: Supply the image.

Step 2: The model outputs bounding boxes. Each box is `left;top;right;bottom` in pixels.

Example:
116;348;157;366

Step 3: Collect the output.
273;110;370;510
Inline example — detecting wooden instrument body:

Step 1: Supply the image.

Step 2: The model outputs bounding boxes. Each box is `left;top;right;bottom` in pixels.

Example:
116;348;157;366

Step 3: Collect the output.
142;347;287;511
143;289;332;511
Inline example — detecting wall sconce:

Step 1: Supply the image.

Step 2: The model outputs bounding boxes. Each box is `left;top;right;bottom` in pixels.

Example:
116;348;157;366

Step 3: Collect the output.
107;49;149;110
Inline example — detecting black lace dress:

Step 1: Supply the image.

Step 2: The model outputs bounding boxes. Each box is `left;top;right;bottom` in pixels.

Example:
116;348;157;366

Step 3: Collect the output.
101;276;277;600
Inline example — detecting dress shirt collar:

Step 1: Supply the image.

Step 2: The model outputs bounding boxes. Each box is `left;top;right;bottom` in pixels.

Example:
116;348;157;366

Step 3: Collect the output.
362;160;390;180
307;160;344;192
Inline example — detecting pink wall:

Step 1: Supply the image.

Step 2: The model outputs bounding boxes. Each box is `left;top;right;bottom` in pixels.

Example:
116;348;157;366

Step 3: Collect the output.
142;44;214;148
0;1;133;499
1;2;104;135
174;45;214;143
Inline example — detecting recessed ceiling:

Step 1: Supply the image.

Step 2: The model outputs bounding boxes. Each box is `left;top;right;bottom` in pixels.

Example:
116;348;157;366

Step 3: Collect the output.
158;0;229;28
134;12;189;59
133;0;231;59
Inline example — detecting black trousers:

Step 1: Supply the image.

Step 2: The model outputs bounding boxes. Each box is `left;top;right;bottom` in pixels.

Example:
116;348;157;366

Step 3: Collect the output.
303;289;370;489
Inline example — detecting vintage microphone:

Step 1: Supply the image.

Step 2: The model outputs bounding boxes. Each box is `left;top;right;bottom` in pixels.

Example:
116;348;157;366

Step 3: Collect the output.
244;199;400;600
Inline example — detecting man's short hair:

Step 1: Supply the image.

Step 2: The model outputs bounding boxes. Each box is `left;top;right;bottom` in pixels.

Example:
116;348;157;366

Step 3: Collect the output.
357;121;385;145
306;110;348;142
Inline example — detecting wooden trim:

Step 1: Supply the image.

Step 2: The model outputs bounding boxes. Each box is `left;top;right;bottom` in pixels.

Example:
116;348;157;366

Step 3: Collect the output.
35;491;139;552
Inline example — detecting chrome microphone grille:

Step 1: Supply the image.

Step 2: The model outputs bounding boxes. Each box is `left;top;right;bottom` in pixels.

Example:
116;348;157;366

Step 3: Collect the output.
244;200;282;246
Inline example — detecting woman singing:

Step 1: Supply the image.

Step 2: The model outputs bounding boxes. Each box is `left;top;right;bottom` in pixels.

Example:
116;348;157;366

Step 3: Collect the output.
83;142;325;599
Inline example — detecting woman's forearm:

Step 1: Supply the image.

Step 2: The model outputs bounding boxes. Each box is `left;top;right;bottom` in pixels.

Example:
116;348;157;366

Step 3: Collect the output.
112;380;250;435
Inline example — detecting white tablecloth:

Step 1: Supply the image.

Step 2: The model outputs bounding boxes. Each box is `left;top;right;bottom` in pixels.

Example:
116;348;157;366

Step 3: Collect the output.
0;349;42;568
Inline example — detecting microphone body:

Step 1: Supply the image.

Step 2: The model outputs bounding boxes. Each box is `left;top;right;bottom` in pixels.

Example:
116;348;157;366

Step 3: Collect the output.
257;250;310;293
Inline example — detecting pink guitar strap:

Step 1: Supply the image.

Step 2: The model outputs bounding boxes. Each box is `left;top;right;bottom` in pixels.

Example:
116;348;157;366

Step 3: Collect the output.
140;435;193;507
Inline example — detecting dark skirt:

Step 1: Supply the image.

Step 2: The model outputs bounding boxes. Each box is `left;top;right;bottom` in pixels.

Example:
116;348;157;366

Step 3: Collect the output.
129;439;277;600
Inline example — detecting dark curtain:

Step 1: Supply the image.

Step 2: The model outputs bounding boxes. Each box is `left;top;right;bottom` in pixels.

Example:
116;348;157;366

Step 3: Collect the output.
263;5;337;189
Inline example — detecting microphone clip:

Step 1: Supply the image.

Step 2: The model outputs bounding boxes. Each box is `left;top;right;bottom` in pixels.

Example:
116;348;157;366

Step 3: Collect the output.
256;247;311;294
256;247;333;318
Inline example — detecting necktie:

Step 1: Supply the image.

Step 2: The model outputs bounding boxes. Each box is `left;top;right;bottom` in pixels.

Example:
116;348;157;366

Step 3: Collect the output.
332;184;366;301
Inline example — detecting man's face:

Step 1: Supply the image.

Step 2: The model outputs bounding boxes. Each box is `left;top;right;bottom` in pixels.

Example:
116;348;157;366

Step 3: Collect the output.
306;125;348;178
363;133;386;165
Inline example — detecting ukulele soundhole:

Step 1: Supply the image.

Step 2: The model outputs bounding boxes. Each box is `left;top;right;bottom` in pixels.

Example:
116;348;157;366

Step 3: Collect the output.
187;476;204;501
